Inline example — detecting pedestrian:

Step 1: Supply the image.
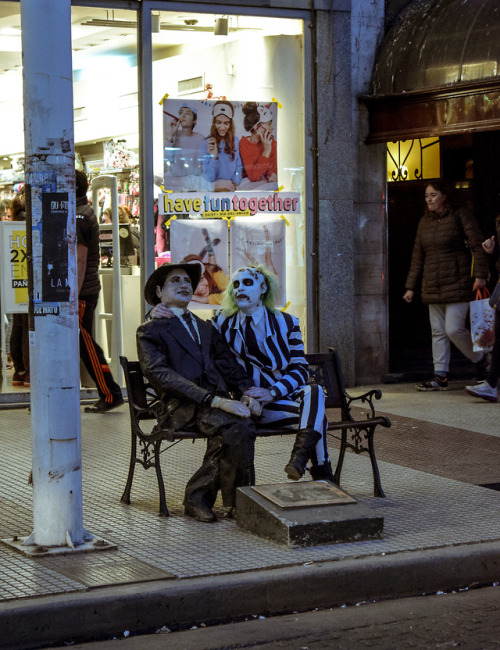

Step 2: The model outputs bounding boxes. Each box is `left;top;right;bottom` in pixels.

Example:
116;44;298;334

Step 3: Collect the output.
466;216;500;402
403;180;489;391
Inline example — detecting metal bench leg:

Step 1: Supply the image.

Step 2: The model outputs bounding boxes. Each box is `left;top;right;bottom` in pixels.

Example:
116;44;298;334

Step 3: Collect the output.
332;429;347;486
154;440;170;517
367;426;385;498
121;432;137;505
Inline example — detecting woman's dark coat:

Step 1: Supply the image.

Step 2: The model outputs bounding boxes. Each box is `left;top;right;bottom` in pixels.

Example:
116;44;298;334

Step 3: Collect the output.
405;207;489;304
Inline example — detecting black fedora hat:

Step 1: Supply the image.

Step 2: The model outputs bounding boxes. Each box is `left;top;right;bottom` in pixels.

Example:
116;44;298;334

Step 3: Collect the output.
144;261;203;306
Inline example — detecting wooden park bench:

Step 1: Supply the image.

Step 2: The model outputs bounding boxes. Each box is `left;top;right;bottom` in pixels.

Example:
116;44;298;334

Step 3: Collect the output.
119;349;391;516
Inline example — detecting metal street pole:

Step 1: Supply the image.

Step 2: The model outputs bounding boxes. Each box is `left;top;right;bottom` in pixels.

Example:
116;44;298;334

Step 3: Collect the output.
20;0;91;549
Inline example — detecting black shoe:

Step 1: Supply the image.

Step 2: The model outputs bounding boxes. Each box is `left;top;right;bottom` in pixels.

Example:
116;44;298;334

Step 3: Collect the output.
415;376;448;391
84;397;124;413
285;429;322;481
285;457;307;481
184;502;217;523
309;461;337;483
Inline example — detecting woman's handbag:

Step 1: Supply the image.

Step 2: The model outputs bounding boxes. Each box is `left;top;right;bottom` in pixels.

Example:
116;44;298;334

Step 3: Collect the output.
470;288;495;352
489;281;500;310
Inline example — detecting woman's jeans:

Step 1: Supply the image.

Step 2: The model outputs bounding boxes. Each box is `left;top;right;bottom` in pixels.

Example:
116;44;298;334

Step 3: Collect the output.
428;302;483;374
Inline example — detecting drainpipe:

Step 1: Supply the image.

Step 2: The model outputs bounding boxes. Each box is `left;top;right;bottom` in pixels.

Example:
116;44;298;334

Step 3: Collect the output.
21;0;91;548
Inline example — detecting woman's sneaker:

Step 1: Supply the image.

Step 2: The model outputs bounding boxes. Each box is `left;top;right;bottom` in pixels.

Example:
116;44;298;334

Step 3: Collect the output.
465;380;498;402
416;376;448;391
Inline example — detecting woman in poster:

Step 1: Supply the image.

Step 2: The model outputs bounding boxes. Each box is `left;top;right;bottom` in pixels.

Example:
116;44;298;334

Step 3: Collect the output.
202;101;242;191
181;254;229;306
163;103;212;191
239;102;278;190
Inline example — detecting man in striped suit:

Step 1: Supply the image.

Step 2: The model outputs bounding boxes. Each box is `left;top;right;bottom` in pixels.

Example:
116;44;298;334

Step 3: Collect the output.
213;266;334;482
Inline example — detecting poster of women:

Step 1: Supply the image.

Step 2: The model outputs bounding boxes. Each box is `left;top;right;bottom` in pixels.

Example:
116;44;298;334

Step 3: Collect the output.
230;217;286;306
163;99;278;192
170;218;229;308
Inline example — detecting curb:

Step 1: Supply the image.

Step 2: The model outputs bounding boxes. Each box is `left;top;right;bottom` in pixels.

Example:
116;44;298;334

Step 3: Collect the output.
2;540;500;650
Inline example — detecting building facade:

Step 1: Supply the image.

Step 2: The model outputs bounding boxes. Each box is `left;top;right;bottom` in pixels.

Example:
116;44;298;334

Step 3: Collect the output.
6;0;497;396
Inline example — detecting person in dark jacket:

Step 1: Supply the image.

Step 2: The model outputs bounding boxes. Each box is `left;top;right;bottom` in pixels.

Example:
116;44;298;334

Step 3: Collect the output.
75;169;123;412
136;262;260;523
403;180;489;391
466;214;500;402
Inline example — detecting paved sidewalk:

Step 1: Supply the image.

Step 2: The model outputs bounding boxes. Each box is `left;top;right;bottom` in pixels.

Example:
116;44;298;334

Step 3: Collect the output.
0;379;499;649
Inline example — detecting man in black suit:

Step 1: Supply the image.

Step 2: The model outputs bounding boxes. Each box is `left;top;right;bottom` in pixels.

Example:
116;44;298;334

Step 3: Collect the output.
136;262;260;523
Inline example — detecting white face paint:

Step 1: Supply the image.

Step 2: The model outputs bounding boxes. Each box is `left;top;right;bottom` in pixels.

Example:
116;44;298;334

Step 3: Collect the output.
232;268;267;314
156;269;193;308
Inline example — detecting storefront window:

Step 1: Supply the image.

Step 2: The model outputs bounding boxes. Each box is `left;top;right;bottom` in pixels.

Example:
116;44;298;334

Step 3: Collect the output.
151;11;306;324
0;4;306;396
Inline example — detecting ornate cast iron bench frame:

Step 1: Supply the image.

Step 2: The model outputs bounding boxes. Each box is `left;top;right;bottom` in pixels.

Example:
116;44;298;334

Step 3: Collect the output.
119;348;391;516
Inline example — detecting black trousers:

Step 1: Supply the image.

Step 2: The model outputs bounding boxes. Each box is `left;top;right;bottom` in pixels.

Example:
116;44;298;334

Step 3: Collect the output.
79;296;122;404
184;406;256;509
10;313;29;375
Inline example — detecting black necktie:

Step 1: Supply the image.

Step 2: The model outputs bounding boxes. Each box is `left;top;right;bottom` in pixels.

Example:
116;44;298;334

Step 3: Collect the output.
245;315;268;365
182;312;200;346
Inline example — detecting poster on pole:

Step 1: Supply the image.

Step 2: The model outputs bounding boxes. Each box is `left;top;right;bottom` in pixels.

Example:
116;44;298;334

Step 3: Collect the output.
0;221;29;313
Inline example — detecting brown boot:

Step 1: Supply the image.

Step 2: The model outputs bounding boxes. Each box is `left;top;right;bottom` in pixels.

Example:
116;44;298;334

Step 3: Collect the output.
284;429;321;480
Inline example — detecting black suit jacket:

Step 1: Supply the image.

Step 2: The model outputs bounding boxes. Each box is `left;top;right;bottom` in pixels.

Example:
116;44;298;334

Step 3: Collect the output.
136;313;253;430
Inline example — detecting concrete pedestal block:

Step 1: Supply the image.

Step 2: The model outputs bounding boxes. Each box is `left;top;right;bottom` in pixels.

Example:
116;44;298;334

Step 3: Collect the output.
236;482;383;548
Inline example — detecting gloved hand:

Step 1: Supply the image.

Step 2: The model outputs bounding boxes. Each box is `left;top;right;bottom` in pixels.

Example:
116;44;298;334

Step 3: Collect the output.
212;396;251;418
240;395;263;417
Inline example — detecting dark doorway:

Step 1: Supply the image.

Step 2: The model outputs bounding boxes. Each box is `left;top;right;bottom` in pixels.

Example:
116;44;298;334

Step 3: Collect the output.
387;132;500;381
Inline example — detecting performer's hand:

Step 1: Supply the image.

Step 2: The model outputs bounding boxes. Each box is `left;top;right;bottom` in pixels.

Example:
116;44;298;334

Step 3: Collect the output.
212;396;251;418
240;395;263;417
473;277;487;291
151;304;175;319
402;290;414;303
244;387;274;403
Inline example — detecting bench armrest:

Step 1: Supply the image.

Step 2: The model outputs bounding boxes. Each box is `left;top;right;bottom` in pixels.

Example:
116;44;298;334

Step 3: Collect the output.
344;388;383;419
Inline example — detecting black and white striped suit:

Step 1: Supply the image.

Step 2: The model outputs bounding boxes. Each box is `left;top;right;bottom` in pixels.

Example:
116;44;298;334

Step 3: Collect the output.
214;307;330;466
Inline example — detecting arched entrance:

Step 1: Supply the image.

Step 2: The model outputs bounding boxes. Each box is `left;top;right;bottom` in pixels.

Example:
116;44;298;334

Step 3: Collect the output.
364;0;500;380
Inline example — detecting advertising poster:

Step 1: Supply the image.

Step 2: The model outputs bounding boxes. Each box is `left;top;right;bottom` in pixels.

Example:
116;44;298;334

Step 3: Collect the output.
170;218;229;308
163;99;278;192
0;221;28;313
230;217;286;306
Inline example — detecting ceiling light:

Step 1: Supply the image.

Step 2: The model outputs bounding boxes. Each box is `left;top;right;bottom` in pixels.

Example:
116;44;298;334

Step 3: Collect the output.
214;16;228;36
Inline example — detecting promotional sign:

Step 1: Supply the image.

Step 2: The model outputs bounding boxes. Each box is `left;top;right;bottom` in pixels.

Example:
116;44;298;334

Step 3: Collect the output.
159;191;300;218
0;221;28;313
160;97;300;311
170;219;229;309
